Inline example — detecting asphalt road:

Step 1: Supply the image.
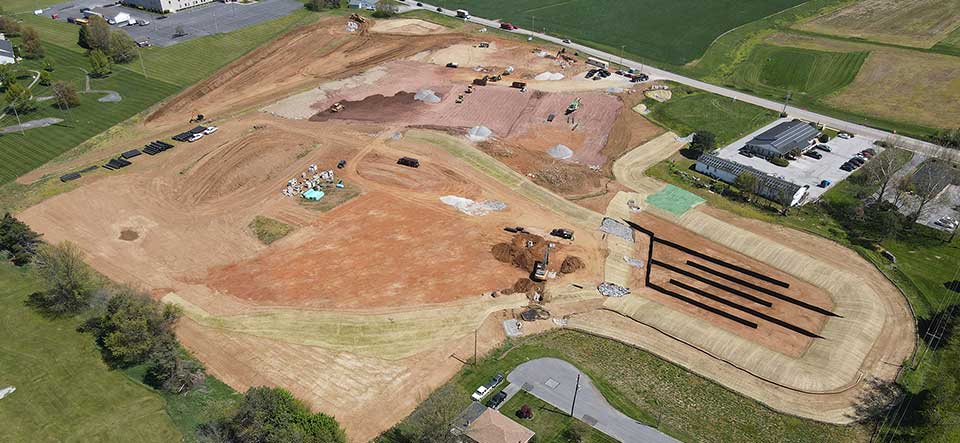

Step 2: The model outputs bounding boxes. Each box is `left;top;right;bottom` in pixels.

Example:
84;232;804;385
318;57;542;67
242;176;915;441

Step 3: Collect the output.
404;3;950;160
507;358;678;443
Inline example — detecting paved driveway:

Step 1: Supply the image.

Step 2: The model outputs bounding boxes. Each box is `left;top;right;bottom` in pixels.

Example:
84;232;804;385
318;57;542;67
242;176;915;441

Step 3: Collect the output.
507;358;678;443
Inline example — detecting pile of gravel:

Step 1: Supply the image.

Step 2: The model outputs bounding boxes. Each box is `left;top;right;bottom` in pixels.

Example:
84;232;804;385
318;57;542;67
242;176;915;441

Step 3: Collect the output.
467;125;493;141
534;72;564;81
440;196;507;216
623;256;645;269
546;144;573;160
598;282;630;297
600;217;635;242
414;89;441;103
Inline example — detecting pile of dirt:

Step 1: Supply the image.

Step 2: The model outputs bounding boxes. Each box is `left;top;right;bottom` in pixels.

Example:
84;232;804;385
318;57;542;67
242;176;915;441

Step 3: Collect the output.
513;278;537;293
491;232;553;272
533;162;601;194
310;92;423;122
560;256;584;274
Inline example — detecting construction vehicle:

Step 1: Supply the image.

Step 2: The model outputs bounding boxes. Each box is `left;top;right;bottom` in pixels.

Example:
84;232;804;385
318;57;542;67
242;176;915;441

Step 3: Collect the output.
550;228;574;240
465;85;474;94
397;157;420;168
531;244;555;282
456;95;464;104
565;98;582;115
511;81;526;89
329;103;344;113
473;76;488;86
489;74;502;82
189;114;205;123
349;13;366;24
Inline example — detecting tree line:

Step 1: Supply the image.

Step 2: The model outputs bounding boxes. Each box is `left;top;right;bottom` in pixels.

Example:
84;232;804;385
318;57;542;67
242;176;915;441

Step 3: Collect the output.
1;213;345;442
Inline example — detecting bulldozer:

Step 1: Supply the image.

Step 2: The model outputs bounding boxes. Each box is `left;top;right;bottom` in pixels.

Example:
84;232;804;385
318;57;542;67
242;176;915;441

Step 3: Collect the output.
349;13;366;24
329;103;344;113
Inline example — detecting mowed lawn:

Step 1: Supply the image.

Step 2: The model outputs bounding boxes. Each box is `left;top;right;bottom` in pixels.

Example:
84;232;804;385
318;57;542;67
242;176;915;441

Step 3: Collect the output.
384;330;864;443
0;9;319;185
728;44;868;99
644;85;779;146
0;264;181;442
438;0;808;65
0;44;180;184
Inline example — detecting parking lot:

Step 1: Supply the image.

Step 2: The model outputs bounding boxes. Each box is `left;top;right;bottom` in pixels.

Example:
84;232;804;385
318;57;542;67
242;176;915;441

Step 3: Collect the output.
47;0;302;47
715;118;880;202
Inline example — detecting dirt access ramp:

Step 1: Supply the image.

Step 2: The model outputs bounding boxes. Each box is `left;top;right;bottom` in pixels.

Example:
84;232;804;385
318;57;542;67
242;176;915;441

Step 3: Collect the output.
568;191;915;424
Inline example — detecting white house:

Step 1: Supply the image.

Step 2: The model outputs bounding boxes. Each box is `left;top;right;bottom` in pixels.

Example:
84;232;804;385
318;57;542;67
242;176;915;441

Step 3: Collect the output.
0;40;16;65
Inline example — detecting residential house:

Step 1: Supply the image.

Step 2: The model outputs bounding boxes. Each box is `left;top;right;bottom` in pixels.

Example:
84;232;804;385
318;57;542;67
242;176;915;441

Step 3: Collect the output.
451;402;535;443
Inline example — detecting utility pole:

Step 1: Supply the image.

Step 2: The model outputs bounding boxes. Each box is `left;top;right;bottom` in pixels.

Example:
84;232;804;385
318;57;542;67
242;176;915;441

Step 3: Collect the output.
619;45;625;68
569;373;581;417
473;328;478;365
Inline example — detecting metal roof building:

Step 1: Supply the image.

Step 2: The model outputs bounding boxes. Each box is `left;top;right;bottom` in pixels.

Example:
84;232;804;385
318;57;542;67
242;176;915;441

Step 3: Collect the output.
745;119;820;158
0;40;16;65
695;154;808;207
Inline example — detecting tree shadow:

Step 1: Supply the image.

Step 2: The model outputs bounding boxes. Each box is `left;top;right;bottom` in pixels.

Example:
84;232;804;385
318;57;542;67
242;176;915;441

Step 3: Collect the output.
679;148;701;160
846;376;902;424
945;281;960;294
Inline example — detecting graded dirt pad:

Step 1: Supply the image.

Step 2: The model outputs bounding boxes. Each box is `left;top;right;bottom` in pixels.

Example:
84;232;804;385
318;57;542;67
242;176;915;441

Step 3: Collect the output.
630;212;833;357
370;18;448;35
204;191;519;309
145;17;463;130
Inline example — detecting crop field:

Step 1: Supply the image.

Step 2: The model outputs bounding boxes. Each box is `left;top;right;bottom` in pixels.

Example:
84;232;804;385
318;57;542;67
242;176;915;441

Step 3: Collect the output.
0;264;181;442
439;0;808;65
643;85;779;146
794;0;960;49
728;44;868;99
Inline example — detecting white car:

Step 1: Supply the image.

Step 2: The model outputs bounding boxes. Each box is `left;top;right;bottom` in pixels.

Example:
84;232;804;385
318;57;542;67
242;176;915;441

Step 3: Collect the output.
187;133;204;142
203;126;219;135
838;132;853;139
935;217;958;229
470;386;489;401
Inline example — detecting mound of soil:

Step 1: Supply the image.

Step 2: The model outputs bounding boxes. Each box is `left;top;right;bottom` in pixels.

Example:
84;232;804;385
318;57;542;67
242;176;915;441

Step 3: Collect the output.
490;233;553;272
513;278;537;294
310;92;426;123
560;256;584;274
119;229;139;241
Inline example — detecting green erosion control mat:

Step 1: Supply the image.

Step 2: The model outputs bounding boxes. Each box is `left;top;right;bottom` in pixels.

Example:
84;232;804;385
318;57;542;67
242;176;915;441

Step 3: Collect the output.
646;184;705;216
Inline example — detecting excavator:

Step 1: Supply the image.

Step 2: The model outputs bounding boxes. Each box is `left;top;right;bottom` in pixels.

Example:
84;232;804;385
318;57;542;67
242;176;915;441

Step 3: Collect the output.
565;97;582;115
329;103;344;113
531;243;555;281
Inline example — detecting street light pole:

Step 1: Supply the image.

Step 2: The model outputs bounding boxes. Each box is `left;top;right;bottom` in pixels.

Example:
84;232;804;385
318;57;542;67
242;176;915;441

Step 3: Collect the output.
569;373;581;417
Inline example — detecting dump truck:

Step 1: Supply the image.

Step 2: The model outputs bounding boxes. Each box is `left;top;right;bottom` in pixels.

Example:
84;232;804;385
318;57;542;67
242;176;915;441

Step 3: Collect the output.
511;81;527;89
565;98;582;114
329;103;344;113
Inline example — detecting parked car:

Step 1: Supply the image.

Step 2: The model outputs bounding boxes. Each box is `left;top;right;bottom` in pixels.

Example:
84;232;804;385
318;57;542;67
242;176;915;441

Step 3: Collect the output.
818;179;831;188
815;144;831;152
203;126;218;135
860;150;875;158
471;374;505;401
838;132;853;139
851;157;865;166
864;148;877;155
187;133;204;142
486;391;508;409
416;2;422;5
935;216;958;229
138;19;150;26
840;162;855;171
562;39;571;44
804;150;822;159
585;69;598;78
738;149;754;158
436;7;442;12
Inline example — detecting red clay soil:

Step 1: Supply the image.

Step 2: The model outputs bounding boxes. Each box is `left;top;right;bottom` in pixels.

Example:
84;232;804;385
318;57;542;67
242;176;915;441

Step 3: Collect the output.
310;92;429;123
629;212;834;357
204;191;518;309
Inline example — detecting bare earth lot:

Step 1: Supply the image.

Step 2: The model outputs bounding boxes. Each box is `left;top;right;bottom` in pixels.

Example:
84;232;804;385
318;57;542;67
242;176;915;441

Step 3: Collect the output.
14;15;916;441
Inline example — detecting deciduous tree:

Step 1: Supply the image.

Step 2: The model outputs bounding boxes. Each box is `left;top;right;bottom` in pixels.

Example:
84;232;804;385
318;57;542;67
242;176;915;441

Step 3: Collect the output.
862;143;906;204
690;130;716;154
0;213;42;266
78;15;111;51
4;81;37;114
21;26;44;59
108;30;137;63
29;241;96;315
89;49;112;77
51;80;80;108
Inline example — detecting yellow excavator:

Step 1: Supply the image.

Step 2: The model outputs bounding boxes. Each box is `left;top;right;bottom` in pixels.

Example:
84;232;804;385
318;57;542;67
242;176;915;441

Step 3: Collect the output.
531;244;555;281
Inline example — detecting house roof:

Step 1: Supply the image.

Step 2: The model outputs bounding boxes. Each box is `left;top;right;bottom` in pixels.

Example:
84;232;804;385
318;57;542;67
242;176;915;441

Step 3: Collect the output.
465;409;535;443
697;154;803;201
0;40;14;60
746;120;820;155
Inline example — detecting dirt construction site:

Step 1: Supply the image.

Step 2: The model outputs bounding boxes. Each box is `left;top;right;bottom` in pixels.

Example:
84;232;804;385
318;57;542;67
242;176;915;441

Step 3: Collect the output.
15;15;915;441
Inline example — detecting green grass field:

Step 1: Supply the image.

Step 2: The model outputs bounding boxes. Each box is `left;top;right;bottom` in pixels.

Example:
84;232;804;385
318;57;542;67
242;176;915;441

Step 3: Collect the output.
0;264;182;442
932;25;960;56
383;331;863;443
439;0;808;65
249;215;294;244
643;84;779;146
728;44;868;99
500;391;617;443
0;9;320;186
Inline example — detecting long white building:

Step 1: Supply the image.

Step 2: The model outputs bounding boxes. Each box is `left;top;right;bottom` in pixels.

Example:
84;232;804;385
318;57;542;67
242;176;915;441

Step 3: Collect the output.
121;0;214;13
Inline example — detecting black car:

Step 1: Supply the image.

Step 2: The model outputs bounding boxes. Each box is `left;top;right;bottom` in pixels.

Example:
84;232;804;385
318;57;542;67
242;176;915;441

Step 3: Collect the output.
840;163;854;171
550;228;574;240
486;391;508;409
585;69;598;78
850;157;865;166
416;2;422;5
436;7;442;12
804;150;822;159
